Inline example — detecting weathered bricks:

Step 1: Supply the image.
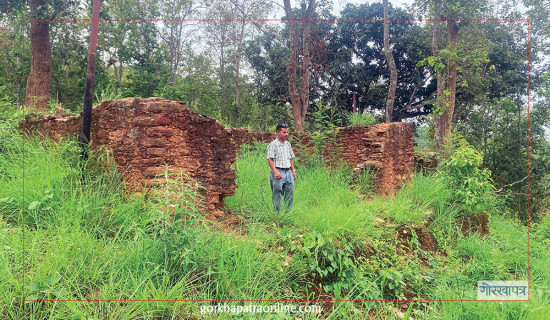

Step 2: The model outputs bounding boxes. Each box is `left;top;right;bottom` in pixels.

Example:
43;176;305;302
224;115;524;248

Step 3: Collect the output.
21;98;415;217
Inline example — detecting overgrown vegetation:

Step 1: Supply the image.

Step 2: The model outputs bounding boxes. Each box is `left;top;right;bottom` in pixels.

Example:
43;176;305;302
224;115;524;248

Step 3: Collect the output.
0;126;548;318
0;0;548;316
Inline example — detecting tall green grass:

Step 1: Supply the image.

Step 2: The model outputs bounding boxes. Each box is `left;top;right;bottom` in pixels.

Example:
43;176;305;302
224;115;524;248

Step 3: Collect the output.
423;214;546;319
225;144;377;239
367;172;452;225
1;129;547;319
0;133;298;318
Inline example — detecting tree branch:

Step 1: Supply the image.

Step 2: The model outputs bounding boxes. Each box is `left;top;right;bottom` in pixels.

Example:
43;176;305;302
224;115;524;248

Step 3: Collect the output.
495;167;535;193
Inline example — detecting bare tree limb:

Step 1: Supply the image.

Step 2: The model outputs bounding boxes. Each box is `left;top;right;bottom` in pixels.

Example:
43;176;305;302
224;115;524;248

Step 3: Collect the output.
495;167;535;193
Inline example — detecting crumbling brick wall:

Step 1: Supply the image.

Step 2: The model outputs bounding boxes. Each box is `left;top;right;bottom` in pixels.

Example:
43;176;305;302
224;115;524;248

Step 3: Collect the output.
227;128;274;147
22;114;81;140
22;99;414;216
22;97;236;217
234;123;414;194
331;123;415;194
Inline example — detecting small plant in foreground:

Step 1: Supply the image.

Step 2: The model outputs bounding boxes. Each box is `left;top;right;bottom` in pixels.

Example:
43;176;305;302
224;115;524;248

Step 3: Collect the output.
378;268;406;299
94;83;124;104
355;166;377;195
292;230;358;298
147;169;206;276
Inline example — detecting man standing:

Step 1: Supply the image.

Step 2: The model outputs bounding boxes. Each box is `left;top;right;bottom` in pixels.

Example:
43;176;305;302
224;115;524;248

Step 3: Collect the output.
267;123;297;212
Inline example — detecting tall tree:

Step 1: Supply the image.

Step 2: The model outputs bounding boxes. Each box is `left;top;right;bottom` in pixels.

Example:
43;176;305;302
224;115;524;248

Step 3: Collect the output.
283;0;316;132
24;0;77;110
25;0;51;110
326;3;432;121
417;0;488;152
226;0;271;127
204;0;271;126
383;0;397;122
158;0;199;86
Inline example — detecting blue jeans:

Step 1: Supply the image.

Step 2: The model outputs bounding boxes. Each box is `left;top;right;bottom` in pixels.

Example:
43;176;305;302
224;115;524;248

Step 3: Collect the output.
270;168;294;212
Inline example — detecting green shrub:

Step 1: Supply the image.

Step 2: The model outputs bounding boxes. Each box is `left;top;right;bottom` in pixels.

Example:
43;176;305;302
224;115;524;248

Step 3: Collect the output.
369;172;451;225
93;83;124;104
292;230;358;298
307;101;339;132
355;166;377;196
438;138;496;214
146;169;206;278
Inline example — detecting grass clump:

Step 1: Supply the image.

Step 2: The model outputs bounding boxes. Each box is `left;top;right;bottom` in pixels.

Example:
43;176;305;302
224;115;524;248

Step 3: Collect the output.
344;111;378;127
368;172;452;226
225;143;376;239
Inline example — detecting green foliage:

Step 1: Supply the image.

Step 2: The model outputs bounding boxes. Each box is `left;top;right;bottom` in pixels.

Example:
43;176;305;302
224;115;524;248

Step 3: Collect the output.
306;101;339;132
292;230;358;298
377;268;406;299
25;272;64;301
344;111;378;127
93;83;124;104
438;137;496;214
369;172;451;225
146;169;206;277
356;167;377;196
331;2;431;121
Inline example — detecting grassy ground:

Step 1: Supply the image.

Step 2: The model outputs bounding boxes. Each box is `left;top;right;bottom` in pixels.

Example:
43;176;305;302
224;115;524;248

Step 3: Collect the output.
0;132;548;319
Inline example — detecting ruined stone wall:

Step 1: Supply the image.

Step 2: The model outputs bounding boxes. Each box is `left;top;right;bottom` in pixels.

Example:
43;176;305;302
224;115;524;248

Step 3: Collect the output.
234;123;415;194
22;99;414;217
331;123;415;194
22;98;236;217
22;114;81;140
227;128;274;147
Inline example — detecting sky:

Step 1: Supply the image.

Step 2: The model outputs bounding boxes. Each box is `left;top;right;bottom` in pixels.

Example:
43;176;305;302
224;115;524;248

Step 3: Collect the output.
269;0;417;19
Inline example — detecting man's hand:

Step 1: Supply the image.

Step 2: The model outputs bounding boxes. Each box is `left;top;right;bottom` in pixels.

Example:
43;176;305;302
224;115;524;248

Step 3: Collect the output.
275;170;283;180
292;170;297;180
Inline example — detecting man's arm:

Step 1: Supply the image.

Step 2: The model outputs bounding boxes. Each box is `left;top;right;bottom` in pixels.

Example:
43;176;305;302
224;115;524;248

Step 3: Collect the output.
268;158;282;179
290;159;296;180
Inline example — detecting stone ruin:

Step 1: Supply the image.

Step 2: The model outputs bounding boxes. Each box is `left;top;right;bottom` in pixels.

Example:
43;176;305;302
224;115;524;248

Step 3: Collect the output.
229;124;415;194
22;98;235;217
330;124;415;194
21;97;414;218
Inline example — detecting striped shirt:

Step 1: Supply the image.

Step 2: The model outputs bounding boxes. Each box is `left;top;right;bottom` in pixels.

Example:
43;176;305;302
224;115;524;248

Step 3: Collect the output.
267;139;295;168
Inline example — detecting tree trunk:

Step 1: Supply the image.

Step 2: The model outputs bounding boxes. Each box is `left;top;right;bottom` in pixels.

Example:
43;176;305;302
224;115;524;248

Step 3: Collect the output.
113;58;119;83
16;56;22;110
233;20;246;128
168;19;186;86
483;105;488;160
383;0;397;123
284;0;303;132
219;26;226;86
264;104;269;131
25;0;51;110
299;1;314;127
284;0;315;132
431;21;446;154
169;22;176;85
440;20;459;147
118;60;123;92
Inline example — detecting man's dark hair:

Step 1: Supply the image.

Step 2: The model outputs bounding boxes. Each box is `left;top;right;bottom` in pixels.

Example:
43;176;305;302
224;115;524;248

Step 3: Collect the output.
276;123;289;132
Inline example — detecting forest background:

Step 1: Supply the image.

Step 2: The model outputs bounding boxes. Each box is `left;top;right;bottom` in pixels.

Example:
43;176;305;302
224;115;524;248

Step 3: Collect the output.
1;0;548;219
